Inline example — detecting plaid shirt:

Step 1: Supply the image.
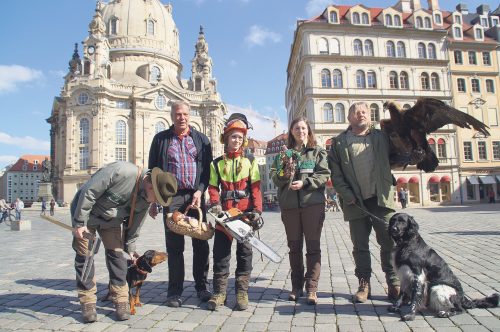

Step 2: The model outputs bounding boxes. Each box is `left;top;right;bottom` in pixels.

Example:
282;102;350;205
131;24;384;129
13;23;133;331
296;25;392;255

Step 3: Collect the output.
166;134;197;190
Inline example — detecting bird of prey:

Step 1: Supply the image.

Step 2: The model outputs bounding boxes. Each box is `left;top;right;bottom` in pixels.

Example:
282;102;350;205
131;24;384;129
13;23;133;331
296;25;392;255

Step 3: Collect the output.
381;98;490;173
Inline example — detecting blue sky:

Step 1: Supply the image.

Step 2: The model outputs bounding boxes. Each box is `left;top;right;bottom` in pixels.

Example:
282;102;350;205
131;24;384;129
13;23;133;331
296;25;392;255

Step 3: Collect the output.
0;0;494;169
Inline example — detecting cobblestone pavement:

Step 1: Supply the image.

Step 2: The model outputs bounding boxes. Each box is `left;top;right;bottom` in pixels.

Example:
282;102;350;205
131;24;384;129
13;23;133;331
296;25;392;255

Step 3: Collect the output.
0;204;499;331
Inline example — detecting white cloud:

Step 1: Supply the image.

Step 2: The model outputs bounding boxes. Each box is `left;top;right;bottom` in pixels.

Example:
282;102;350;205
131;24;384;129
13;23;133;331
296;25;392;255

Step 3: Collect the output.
226;104;287;141
0;65;43;93
229;59;238;67
245;25;281;47
0;132;50;151
0;155;18;167
305;0;331;17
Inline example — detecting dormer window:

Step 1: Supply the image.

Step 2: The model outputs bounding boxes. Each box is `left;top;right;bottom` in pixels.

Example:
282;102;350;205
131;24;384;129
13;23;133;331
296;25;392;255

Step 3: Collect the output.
353;12;360;24
361;13;369;24
424;17;432;28
329;11;338;23
434;13;442;24
416;17;423;28
454;14;462;24
480;17;488;28
394;15;401;26
492;17;499;26
454;27;462;38
475;28;483;39
385;14;393;26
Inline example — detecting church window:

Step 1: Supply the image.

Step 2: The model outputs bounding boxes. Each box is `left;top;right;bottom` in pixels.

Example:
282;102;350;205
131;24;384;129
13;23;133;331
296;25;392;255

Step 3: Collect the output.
115;148;127;162
83;60;91;75
150;66;161;83
155;95;167;110
155;121;166;134
115;120;127;145
79;147;89;170
195;77;202;91
80;118;89;144
110;18;118;35
116;100;128;109
107;65;111;79
77;92;89;105
147;19;155;35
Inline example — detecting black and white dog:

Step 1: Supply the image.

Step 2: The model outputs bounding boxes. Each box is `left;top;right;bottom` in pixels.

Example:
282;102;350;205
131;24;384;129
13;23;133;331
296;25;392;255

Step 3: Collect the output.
388;213;499;321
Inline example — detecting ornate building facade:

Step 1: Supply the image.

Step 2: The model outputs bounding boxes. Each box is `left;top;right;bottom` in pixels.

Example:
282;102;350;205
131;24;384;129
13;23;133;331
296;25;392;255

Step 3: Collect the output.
47;0;226;203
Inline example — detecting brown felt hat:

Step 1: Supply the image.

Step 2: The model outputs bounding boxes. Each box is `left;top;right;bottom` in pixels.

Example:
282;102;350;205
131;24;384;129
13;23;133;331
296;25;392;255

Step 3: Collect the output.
151;168;177;206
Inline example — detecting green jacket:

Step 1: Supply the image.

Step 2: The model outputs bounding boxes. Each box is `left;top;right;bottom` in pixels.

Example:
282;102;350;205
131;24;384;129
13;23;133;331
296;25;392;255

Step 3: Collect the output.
271;145;330;210
328;129;395;221
71;162;150;253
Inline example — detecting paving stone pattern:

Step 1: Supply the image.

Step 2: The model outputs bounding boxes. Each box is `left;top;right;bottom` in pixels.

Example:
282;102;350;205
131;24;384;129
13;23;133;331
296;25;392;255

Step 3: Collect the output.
0;204;499;331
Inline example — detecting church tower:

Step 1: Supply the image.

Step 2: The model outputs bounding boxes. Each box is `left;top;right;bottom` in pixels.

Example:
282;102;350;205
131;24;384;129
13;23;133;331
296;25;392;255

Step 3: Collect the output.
47;0;226;202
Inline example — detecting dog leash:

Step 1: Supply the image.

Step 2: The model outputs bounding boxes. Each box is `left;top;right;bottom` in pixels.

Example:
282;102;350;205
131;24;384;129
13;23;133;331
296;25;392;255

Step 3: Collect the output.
353;203;387;223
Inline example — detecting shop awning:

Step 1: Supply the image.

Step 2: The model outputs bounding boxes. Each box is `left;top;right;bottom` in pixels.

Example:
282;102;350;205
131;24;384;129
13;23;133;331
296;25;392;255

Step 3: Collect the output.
397;177;408;184
440;175;451;183
409;176;419;184
479;176;496;184
467;176;479;185
428;175;440;183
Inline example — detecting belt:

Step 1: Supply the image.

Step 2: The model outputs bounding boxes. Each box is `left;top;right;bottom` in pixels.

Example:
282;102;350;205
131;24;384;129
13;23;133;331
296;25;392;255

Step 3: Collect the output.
221;190;250;201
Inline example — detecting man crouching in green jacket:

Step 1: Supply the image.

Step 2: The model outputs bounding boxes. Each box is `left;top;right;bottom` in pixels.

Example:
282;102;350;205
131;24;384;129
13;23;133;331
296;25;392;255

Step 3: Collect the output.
71;161;177;323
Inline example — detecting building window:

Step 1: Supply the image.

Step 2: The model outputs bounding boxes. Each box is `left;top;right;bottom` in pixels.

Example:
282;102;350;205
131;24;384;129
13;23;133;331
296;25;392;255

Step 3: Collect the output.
454;50;463;64
394;15;401;26
418;43;426;58
486;80;495;93
156;95;167;110
352;12;360;24
416;17;423;28
79;147;89;170
334;103;345;123
150;66;161;83
475;28;483;39
195;77;201;91
488;108;498;126
386;41;396;57
329;11;338;23
463;142;473;161
116;100;128;109
385;14;393;26
427;43;436;59
83;60;91;75
431;73;440;90
389;71;398;89
428;138;436;154
370;103;380;121
482;52;491;65
79;118;89;144
471;79;480;93
364;40;374;56
454;15;462;24
110;18;118;35
356;70;366;88
481;17;488;27
321;69;331;88
492;17;499;26
493;141;500;160
332;69;343;88
437;138;447;158
361;13;369;24
457;78;466;92
115;147;127;162
318;38;329;54
396;41;406;58
155;121;166;134
421;73;430;90
353;39;363;56
400;71;409;89
454;27;462;38
147;19;155;35
424;17;432;28
367;71;376;88
115;120;127;145
323;103;333;122
468;51;477;65
434;13;442;24
478;141;487;160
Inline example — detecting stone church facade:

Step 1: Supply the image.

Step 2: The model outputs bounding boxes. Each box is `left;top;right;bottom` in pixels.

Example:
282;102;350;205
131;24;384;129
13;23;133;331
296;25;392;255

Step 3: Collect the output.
47;0;226;203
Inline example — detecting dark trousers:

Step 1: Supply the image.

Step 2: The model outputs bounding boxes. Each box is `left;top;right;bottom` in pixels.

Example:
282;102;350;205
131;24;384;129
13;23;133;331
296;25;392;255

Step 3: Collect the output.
212;228;252;292
349;197;398;285
281;203;325;292
163;190;209;297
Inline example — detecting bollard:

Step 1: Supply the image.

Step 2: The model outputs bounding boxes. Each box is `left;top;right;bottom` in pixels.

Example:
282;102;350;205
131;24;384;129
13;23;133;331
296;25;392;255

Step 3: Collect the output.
11;219;32;231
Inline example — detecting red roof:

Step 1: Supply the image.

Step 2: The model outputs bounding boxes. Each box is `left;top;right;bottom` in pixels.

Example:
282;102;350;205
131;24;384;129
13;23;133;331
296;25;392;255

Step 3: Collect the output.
9;155;49;172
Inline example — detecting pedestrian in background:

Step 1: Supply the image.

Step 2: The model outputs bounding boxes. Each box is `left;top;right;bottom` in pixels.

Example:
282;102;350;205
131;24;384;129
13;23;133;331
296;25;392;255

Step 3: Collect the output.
398;187;407;209
328;102;399;303
488;189;495;203
14;198;24;221
50;198;56;216
271;117;330;305
41;198;47;216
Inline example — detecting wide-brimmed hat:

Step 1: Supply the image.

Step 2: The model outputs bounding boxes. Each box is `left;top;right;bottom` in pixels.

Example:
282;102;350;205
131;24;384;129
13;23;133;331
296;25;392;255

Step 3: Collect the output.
223;113;252;138
151;168;178;206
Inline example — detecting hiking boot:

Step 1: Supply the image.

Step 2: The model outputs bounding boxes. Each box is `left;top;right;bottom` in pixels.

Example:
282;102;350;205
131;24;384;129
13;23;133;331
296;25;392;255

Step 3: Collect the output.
207;293;226;311
166;295;182;308
388;284;400;301
236;291;249;311
288;289;304;302
353;277;371;303
197;289;213;302
81;303;97;323
306;291;318;305
115;302;130;321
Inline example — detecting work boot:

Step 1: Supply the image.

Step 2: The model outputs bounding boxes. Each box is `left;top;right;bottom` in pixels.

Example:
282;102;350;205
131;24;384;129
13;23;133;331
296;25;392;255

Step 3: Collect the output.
353;277;371;303
387;284;400;301
235;275;250;311
288;289;304;302
81;303;97;323
207;293;226;311
115;302;130;321
306;291;318;305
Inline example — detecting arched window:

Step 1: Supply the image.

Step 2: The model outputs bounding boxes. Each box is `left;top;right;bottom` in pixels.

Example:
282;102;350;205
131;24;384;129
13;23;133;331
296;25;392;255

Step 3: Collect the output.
356;70;366;88
329;11;338;23
323;103;334;122
334;103;345;123
396;41;406;58
428;43;437;59
364;39;374;56
361;13;369;24
367;71;376;88
331;38;340;54
147;19;155;35
150;66;161;83
428;138;436;154
321;69;331;88
155;121;166;134
437;138;447;158
370;103;380;122
418;42;427;59
332;69;343;88
389;71;399;89
394;15;401;26
400;71;409;89
110;18;118;35
416;17;423;28
318;37;329;54
424;17;432;28
386;41;396;57
116;120;127;145
353;12;360;24
431;73;440;90
385;14;393;26
421;73;430;90
353;39;363;56
80;118;89;144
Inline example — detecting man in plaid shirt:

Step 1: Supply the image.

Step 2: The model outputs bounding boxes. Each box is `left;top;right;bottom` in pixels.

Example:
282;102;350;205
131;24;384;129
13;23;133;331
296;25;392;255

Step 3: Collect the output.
149;100;213;307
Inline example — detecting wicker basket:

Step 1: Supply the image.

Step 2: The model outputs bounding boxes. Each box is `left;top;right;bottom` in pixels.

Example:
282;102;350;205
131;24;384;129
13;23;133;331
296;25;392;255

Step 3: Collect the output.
166;205;214;240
